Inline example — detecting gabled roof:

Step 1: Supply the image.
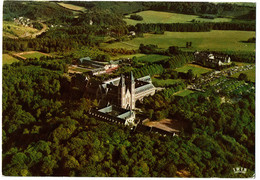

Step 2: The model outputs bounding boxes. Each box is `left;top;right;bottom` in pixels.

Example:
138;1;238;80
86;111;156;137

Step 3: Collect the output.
79;57;91;63
137;75;152;82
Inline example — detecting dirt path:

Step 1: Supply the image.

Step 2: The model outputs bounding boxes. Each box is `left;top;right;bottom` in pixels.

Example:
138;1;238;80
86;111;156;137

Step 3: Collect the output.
31;22;48;38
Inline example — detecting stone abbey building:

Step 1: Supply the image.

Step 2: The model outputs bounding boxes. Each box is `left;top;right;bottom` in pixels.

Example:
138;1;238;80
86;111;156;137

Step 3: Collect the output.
86;72;156;110
194;51;231;68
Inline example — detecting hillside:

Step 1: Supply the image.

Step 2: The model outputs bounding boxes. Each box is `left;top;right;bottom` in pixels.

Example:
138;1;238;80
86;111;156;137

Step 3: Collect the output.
3;1;73;21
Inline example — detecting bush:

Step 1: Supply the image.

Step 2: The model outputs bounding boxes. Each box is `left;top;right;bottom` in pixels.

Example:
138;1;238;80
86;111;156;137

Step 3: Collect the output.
130;14;143;21
238;73;248;81
247;37;256;43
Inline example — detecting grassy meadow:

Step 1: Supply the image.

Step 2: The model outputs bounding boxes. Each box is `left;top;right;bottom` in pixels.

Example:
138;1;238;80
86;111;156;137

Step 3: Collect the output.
2;54;19;65
124;10;232;25
175;64;212;76
101;30;255;53
3;21;38;38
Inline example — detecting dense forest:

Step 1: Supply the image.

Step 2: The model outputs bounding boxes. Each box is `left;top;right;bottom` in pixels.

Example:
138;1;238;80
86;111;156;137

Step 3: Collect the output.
3;1;73;21
2;61;255;177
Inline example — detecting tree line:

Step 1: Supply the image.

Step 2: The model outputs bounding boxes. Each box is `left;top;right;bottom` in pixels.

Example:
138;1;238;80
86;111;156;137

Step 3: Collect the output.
134;22;255;33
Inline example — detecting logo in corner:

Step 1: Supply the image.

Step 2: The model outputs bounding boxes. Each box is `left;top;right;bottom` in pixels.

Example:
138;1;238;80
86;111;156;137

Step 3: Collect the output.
233;167;247;174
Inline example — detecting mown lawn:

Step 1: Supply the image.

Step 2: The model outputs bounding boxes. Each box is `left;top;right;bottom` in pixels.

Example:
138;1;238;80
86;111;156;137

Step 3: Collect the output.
2;54;19;65
101;30;255;53
175;64;212;76
124;10;232;25
152;78;183;87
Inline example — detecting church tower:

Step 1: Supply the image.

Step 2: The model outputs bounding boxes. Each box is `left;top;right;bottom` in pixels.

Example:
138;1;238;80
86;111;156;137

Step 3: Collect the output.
118;74;126;108
130;71;135;110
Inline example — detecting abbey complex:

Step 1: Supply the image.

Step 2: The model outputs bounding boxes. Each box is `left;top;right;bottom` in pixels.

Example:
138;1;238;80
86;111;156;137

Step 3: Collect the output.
86;72;157;127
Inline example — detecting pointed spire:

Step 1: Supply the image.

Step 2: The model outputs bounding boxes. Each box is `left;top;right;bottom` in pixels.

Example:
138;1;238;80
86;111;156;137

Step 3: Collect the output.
130;71;134;83
119;74;125;86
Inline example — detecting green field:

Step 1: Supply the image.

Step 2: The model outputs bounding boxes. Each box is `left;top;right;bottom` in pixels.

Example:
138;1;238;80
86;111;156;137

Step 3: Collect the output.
152;78;182;87
124;10;232;25
232;68;255;82
101;30;255;53
110;53;146;60
137;54;169;63
2;54;19;65
3;21;38;38
57;2;86;12
175;64;212;76
174;89;194;97
19;51;49;59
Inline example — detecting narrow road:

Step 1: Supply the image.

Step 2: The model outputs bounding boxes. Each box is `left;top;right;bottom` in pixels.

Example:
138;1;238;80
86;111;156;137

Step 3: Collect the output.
31;22;48;38
20;21;48;39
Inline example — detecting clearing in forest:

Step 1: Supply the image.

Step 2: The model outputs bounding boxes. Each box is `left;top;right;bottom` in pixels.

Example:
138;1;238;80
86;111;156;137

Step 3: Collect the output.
2;54;19;65
3;21;38;39
145;119;182;133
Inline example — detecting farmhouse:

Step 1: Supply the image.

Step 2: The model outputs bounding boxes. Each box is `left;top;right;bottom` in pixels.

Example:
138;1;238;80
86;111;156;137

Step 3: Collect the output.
194;51;231;68
85;72;156;110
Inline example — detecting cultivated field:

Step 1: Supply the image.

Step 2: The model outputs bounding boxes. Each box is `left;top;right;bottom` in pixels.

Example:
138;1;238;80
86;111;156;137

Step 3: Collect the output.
175;64;212;76
2;54;19;65
101;30;255;52
3;21;38;39
124;10;232;25
57;2;86;12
